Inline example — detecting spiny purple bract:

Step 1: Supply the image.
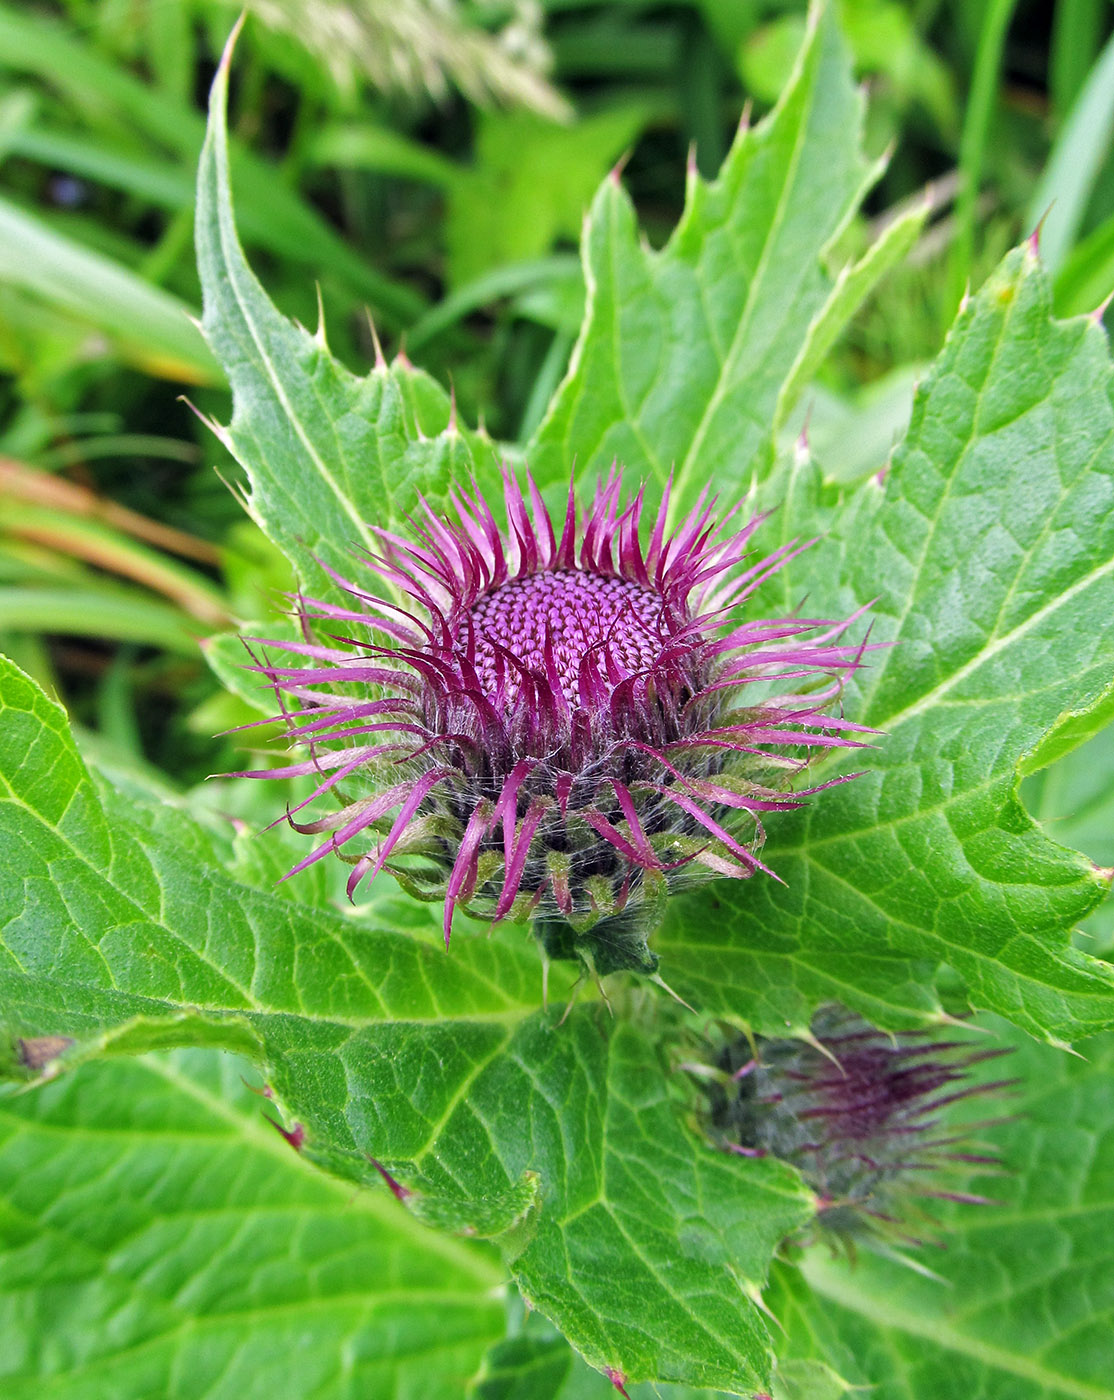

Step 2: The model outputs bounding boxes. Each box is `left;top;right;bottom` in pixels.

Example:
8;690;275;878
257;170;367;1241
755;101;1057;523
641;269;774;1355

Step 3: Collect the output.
236;469;871;973
710;1007;1014;1246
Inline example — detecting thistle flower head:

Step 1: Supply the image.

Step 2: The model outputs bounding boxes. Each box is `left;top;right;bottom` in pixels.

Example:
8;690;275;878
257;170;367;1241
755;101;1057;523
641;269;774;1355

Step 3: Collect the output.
236;470;872;973
709;1007;1014;1245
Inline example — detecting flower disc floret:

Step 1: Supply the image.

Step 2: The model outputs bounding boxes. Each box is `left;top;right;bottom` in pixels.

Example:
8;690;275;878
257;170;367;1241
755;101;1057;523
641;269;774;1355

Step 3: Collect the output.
235;469;873;971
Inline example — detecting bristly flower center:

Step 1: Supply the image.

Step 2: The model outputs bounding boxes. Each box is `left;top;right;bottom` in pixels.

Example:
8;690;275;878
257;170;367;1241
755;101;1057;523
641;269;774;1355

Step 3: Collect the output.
234;467;876;964
462;568;665;706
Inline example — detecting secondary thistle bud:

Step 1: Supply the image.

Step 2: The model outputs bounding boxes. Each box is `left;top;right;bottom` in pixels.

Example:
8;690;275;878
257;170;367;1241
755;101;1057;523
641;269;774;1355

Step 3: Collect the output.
232;469;873;974
706;1006;1014;1246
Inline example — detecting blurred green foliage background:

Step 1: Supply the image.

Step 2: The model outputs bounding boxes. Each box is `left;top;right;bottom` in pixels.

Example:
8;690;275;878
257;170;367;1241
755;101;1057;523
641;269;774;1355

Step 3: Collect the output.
0;0;1111;820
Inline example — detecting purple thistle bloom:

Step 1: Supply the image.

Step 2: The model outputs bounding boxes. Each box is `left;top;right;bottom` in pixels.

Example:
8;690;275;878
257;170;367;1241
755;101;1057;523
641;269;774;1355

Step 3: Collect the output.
710;1006;1016;1246
234;469;872;973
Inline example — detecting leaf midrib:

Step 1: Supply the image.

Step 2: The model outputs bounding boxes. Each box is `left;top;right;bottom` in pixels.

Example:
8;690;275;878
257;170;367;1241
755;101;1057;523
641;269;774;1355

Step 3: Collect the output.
200;57;380;560
671;42;820;511
869;548;1114;737
1;779;255;1007
5;741;546;1025
775;534;1114;803
146;1056;504;1281
851;277;1021;723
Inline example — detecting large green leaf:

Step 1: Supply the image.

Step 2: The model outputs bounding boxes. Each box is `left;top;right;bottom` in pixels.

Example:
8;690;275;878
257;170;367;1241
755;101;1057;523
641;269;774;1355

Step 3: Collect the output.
769;1021;1114;1400
469;1314;851;1399
195;23;489;605
1024;723;1114;951
0;656;814;1394
656;245;1114;1045
470;1319;720;1399
0;658;551;1050
355;1011;812;1394
527;1;925;517
0;1049;504;1399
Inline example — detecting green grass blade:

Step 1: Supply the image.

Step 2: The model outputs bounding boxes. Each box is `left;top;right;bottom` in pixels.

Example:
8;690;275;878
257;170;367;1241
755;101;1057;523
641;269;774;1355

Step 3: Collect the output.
407;256;582;352
1050;0;1106;116
0;5;424;326
946;0;1018;316
2;504;229;625
1028;28;1114;275
1055;208;1114;315
308;121;462;187
0;587;202;654
0;194;219;383
6;125;194;206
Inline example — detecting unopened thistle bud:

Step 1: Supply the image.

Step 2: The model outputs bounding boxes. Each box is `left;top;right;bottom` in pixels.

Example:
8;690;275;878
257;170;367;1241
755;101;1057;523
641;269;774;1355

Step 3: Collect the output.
707;1006;1014;1246
233;470;872;974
